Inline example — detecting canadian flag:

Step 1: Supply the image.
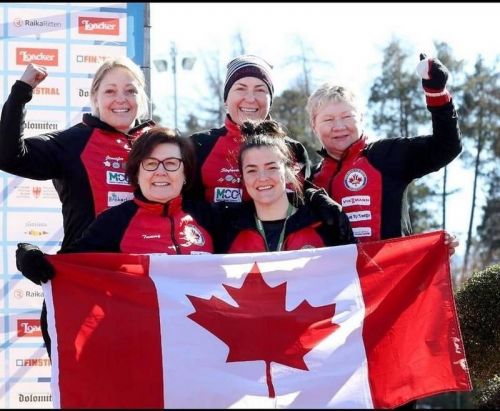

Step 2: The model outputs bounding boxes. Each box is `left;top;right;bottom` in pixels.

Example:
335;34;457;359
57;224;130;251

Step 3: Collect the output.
43;231;471;408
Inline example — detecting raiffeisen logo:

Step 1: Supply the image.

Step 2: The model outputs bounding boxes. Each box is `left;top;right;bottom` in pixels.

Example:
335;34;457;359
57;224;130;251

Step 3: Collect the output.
16;48;58;66
78;16;120;35
13;17;62;29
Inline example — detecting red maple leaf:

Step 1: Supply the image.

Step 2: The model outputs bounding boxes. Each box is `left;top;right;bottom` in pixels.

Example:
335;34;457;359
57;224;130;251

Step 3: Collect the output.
187;262;339;398
348;173;362;186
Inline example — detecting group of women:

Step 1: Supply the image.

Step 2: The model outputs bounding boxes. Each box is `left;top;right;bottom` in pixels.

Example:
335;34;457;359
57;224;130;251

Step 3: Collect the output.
2;53;460;395
3;55;354;357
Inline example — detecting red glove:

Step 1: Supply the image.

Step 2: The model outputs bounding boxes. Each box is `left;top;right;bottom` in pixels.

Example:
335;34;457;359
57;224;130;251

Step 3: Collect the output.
416;53;452;107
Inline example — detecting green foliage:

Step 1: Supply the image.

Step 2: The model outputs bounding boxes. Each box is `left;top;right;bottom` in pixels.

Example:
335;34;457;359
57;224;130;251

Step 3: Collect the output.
475;171;500;267
476;375;500;409
368;38;426;137
455;264;500;408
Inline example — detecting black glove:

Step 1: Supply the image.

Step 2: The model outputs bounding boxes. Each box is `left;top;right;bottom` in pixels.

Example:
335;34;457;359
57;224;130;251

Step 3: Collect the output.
304;183;342;226
417;53;451;107
16;243;55;285
304;186;356;245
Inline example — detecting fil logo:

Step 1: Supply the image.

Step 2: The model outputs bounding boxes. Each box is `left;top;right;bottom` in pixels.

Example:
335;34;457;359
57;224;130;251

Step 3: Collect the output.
16;48;59;66
17;319;42;337
32;186;42;198
78;16;120;35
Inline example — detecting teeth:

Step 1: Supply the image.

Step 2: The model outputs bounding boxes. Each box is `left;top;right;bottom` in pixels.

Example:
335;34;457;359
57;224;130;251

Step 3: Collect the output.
112;109;129;113
153;182;168;186
240;108;258;112
257;186;272;190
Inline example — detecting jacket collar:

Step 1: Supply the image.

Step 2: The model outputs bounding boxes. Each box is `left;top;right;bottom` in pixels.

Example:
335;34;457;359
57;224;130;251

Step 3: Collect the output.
230;199;319;233
133;189;183;216
224;115;242;139
82;113;155;138
317;134;368;163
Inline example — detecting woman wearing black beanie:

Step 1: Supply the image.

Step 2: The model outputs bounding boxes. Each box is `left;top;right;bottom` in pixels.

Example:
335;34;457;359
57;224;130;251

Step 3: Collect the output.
187;54;310;204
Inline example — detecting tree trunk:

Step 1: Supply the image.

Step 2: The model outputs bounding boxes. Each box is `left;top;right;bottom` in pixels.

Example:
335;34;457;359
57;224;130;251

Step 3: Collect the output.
461;133;483;281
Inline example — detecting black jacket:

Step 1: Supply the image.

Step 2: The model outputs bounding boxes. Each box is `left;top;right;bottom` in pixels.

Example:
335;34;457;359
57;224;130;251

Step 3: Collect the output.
311;101;461;241
0;80;154;249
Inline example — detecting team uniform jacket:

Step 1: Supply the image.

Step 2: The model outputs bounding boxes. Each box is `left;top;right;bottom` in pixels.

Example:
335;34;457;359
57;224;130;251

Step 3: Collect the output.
215;200;355;254
66;192;214;254
188;115;311;203
0;80;154;250
311;101;462;241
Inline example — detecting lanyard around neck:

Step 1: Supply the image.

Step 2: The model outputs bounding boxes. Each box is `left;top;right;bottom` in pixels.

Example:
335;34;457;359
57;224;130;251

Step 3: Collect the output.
254;203;296;252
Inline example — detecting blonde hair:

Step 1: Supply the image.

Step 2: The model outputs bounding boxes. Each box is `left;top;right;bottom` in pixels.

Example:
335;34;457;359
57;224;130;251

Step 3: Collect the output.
306;83;362;126
90;56;149;120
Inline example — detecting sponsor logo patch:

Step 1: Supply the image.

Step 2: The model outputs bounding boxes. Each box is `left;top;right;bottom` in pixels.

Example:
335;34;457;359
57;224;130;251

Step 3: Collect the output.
214;187;242;203
182;225;205;246
346;210;372;222
352;227;372;237
107;191;133;206
344;168;367;191
341;195;371;207
106;171;129;186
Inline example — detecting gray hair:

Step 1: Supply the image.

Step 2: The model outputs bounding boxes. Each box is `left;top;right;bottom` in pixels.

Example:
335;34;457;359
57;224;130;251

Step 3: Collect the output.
306;83;362;125
90;56;149;120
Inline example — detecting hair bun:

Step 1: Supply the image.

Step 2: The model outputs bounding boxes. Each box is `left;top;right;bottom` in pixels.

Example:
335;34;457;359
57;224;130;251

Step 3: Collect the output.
241;119;286;140
240;120;257;139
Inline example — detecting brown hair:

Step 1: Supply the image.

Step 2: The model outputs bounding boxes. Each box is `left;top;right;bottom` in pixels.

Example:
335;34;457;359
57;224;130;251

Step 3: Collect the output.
125;126;196;192
239;119;302;195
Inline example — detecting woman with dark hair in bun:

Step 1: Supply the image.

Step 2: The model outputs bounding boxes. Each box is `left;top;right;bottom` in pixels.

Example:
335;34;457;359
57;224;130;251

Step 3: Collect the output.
215;119;355;253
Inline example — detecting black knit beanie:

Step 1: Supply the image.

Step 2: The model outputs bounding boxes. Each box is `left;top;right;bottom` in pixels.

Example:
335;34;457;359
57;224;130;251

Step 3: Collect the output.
223;55;274;104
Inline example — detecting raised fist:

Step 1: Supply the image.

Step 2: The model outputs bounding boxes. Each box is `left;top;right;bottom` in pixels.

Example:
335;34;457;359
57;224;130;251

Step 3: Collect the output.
19;63;48;89
416;53;451;107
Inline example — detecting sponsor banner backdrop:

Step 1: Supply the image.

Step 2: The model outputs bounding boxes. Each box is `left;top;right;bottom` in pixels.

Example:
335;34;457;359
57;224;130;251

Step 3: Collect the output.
70;11;127;42
69;43;127;74
0;3;147;408
7;381;53;409
9;347;51;379
8;42;66;73
7;8;67;39
10;75;68;108
69;77;92;108
8;314;45;344
18;110;67;138
6;177;61;209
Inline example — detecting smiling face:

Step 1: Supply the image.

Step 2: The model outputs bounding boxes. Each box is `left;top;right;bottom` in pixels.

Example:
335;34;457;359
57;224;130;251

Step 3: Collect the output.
138;143;185;203
241;146;288;208
225;77;271;125
93;66;140;133
312;100;362;159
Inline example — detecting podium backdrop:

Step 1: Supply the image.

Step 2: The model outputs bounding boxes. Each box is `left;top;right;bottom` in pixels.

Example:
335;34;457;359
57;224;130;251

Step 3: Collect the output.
0;3;148;408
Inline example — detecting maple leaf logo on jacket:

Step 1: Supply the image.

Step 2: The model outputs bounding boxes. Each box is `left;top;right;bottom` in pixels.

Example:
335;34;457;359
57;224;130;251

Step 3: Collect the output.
187;262;339;398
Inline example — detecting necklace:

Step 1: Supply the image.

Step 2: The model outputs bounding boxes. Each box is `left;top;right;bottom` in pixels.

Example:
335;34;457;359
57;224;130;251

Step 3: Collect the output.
254;203;297;252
